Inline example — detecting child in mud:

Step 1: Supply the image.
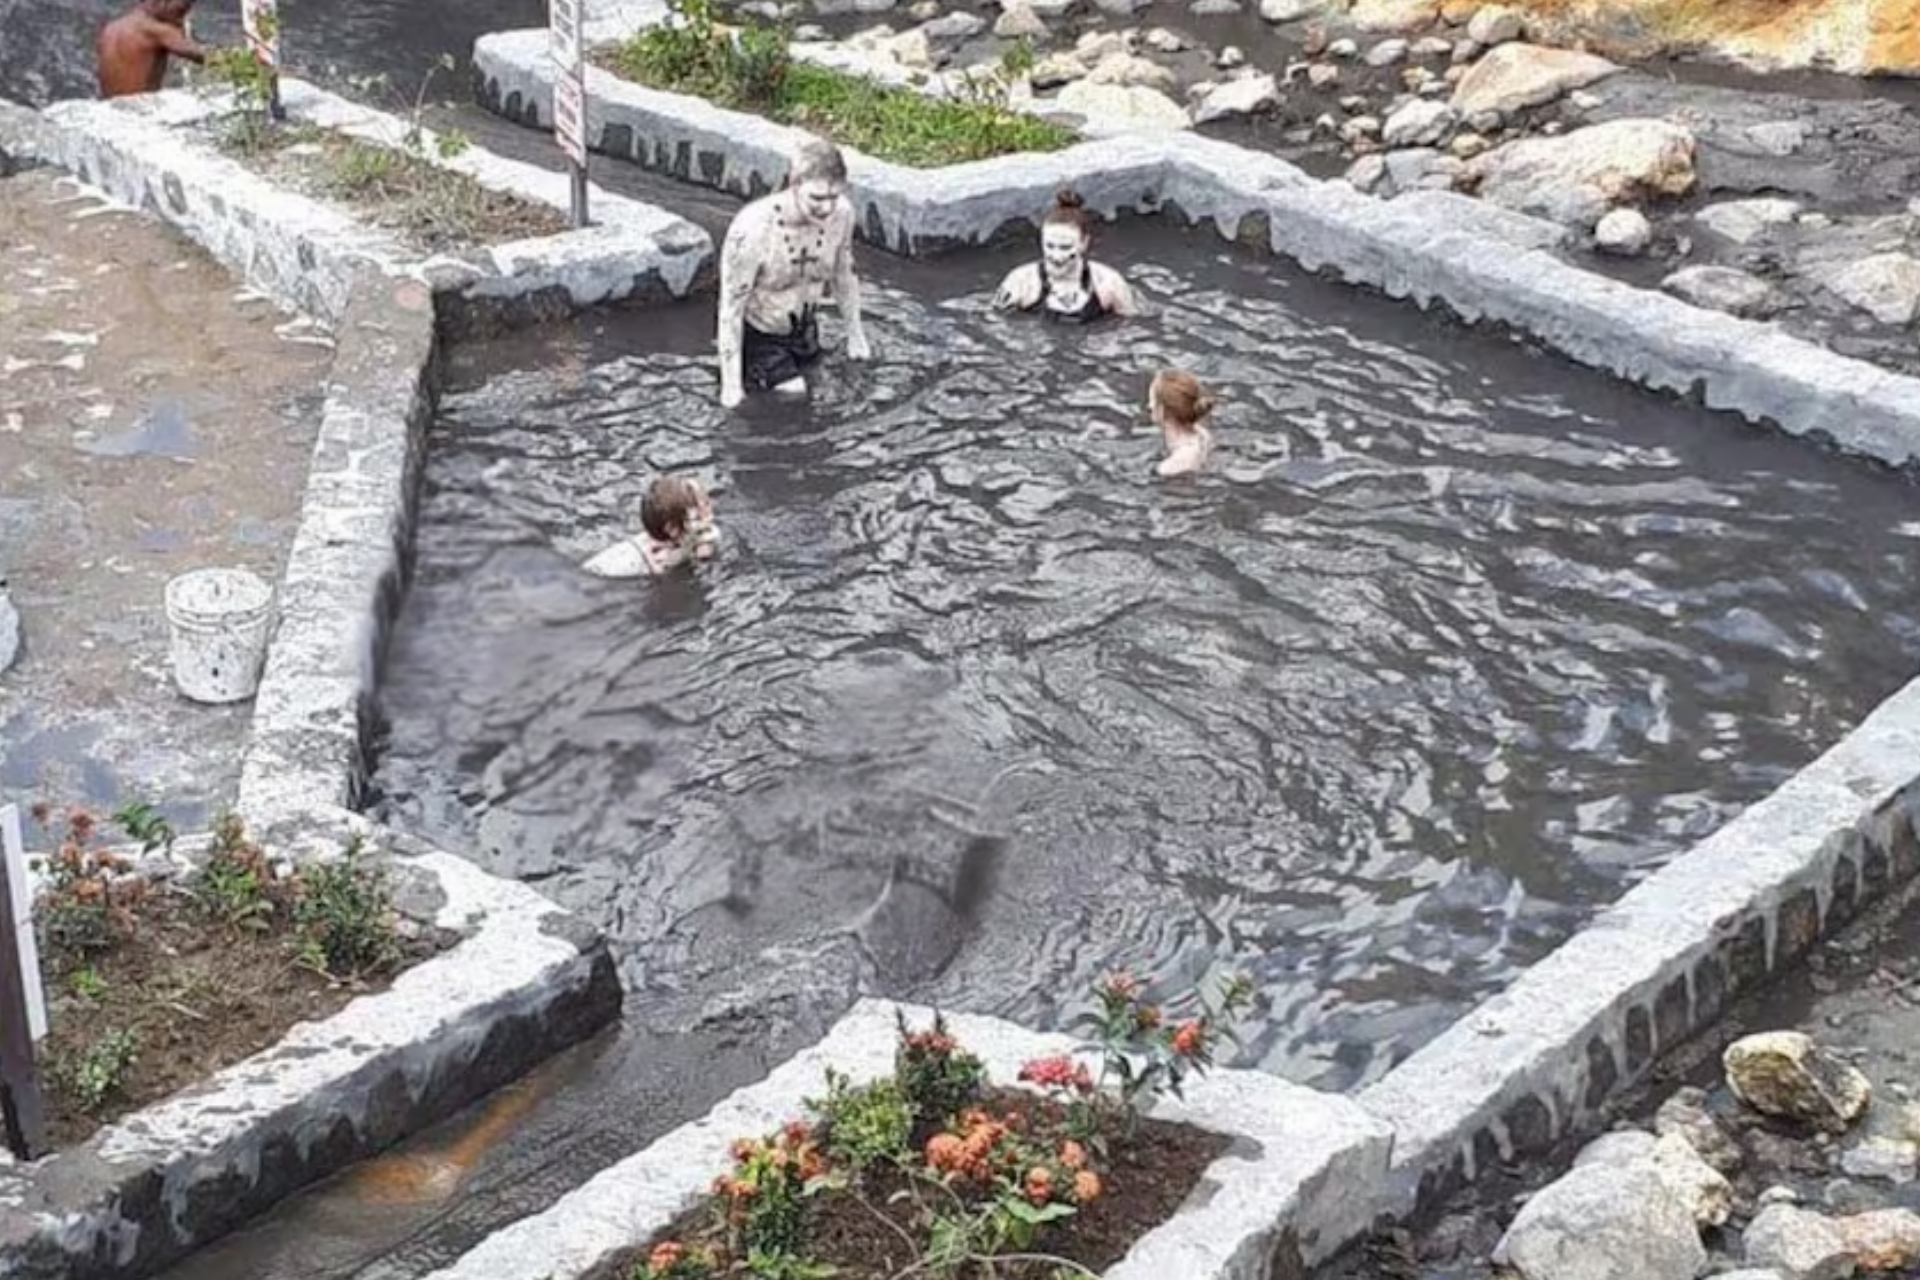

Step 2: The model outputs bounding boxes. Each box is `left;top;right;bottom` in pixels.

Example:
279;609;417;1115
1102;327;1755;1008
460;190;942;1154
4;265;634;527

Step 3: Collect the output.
1149;370;1216;478
582;476;719;578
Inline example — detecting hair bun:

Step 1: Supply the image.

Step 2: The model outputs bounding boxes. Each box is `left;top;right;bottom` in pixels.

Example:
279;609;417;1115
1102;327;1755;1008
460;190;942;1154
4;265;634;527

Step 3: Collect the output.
1054;188;1086;211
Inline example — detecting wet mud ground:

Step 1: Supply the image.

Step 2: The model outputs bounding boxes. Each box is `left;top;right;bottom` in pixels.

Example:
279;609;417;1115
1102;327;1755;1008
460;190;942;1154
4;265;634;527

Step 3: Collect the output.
0;169;330;835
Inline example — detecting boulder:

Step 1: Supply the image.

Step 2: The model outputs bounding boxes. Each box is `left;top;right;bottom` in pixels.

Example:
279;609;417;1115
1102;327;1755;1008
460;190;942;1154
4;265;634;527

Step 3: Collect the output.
1216;43;1247;66
1726;1033;1874;1132
922;9;986;38
1054;79;1191;130
1029;50;1089;86
1467;118;1695;228
1308;62;1341;87
1492;1161;1706;1280
1575;1130;1659;1167
1348;0;1439;31
1143;25;1185;51
1466;3;1524;44
1695;197;1803;246
1662;266;1782;318
1816;253;1920;326
1326;36;1359;57
1385;146;1462;192
1573;1128;1731;1226
1383;98;1455;146
1449;131;1488;158
1366;38;1410;65
1258;0;1322;18
1345;153;1388;192
1192;72;1279;122
1087;50;1177;89
1839;1137;1919;1184
1743;120;1808;156
992;1;1051;36
1451;42;1621;118
1594;207;1651;255
1743;1204;1855;1280
1838;1209;1920;1273
1339;114;1382;143
1412;35;1453;56
1656;1087;1743;1174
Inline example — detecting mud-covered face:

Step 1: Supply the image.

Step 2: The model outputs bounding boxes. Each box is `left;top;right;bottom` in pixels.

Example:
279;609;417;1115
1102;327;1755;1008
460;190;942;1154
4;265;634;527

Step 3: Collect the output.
795;178;842;224
1041;223;1086;282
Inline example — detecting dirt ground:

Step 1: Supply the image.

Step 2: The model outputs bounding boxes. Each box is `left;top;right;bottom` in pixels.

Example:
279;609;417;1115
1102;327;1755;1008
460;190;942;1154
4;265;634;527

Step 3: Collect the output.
0;168;330;839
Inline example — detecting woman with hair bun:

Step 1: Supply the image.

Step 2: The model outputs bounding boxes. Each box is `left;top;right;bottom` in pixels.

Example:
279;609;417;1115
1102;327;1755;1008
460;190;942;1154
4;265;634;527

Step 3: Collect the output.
991;190;1139;322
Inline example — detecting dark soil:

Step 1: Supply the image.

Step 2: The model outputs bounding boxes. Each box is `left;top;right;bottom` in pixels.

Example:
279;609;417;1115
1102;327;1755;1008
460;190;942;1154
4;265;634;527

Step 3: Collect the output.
227;125;570;253
597;1089;1230;1280
39;887;441;1150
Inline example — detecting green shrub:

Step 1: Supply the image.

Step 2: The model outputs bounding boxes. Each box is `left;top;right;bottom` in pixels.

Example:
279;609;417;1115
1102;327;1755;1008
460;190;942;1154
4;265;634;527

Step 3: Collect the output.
61;1029;140;1113
294;838;402;980
808;1068;913;1171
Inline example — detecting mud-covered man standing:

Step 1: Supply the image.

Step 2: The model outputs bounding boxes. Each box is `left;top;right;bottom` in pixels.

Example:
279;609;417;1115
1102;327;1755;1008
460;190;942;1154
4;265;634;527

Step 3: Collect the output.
716;136;871;408
98;0;207;99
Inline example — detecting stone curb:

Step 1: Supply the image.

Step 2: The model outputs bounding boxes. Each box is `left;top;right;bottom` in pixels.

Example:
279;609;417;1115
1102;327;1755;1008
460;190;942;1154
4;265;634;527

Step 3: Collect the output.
473;27;1920;464
0;807;621;1280
1359;673;1920;1216
29;78;711;331
422;999;1392;1280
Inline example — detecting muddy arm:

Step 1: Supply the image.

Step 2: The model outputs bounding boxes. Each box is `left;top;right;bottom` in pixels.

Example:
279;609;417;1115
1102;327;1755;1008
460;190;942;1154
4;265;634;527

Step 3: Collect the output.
1093;263;1139;317
992;264;1043;311
832;208;870;360
716;210;766;408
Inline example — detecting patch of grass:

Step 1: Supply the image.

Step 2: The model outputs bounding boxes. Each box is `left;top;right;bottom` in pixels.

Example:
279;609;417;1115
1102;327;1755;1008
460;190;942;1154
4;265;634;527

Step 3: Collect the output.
58;1029;140;1114
608;0;1075;168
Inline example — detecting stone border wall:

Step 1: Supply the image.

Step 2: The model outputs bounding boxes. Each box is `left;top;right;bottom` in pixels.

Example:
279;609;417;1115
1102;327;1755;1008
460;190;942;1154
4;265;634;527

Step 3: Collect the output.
472;29;1920;468
0;806;622;1280
421;1000;1393;1280
28;79;711;333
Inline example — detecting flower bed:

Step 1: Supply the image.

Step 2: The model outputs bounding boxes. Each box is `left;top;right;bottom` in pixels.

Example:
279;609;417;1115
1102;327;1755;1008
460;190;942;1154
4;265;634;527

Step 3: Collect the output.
606;976;1251;1280
28;804;445;1151
599;0;1075;168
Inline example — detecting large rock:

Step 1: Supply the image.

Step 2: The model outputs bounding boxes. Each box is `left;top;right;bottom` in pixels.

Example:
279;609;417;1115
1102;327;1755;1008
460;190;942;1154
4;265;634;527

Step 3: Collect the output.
1087;50;1176;88
1468;118;1695;228
1662;265;1781;318
1594;206;1650;255
1383;98;1456;146
1054;80;1191;130
1030;51;1090;86
1695;197;1803;246
1840;1137;1918;1184
1191;71;1279;123
992;1;1049;36
1838;1209;1920;1273
1573;1128;1731;1227
1816;253;1920;326
1726;1033;1874;1133
1451;42;1621;119
1491;1161;1706;1280
1466;3;1524;44
1258;0;1324;18
1348;0;1438;30
1655;1086;1742;1174
1743;1204;1855;1280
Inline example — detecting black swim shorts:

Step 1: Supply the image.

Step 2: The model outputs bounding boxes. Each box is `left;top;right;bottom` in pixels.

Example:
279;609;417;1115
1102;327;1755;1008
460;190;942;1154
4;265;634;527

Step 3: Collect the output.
742;311;823;391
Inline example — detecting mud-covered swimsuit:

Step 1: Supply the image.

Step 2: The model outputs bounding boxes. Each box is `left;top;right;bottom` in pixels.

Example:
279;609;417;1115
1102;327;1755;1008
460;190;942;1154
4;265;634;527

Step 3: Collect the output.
1038;263;1109;324
742;307;823;390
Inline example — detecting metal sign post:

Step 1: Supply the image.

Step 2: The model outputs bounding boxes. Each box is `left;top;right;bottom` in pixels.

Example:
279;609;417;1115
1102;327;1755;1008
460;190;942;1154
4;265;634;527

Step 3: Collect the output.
241;0;286;122
0;805;47;1161
550;0;590;228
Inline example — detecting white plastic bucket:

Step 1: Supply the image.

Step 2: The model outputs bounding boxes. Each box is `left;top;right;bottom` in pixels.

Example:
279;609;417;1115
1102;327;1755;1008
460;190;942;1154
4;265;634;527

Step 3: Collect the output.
164;568;275;704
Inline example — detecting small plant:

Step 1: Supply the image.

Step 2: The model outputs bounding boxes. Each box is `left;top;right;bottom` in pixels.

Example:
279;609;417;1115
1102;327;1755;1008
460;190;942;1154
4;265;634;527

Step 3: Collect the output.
631;1240;722;1280
69;967;108;1004
894;1010;985;1126
1069;971;1254;1131
60;1028;140;1113
807;1068;912;1173
293;837;402;980
197;812;280;932
711;1124;826;1258
348;55;474;163
111;800;175;855
29;805;147;957
205;44;278;151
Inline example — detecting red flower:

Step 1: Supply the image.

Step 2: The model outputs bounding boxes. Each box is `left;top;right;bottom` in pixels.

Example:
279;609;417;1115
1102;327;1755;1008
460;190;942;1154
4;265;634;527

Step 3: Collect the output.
1024;1166;1055;1206
1171;1020;1205;1058
1059;1140;1088;1171
649;1241;686;1271
1100;971;1141;1000
926;1132;965;1172
1019;1055;1091;1093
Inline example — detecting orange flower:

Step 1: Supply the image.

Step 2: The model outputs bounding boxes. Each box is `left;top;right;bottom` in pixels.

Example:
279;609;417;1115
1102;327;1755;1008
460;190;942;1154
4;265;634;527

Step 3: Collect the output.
1171;1020;1205;1058
799;1149;826;1182
1024;1167;1055;1206
1059;1140;1088;1171
648;1241;687;1271
926;1133;966;1173
1073;1171;1103;1204
730;1138;757;1162
783;1121;812;1147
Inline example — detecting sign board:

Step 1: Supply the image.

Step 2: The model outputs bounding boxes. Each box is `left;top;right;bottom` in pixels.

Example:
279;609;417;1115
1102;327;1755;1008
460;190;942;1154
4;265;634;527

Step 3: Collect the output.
241;0;281;67
553;71;588;168
0;806;45;1044
549;0;583;70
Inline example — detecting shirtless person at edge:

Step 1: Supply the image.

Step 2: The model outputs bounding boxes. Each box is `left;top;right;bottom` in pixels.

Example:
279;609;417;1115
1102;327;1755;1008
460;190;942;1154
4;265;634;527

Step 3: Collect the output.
98;0;207;99
716;136;872;409
992;190;1138;323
